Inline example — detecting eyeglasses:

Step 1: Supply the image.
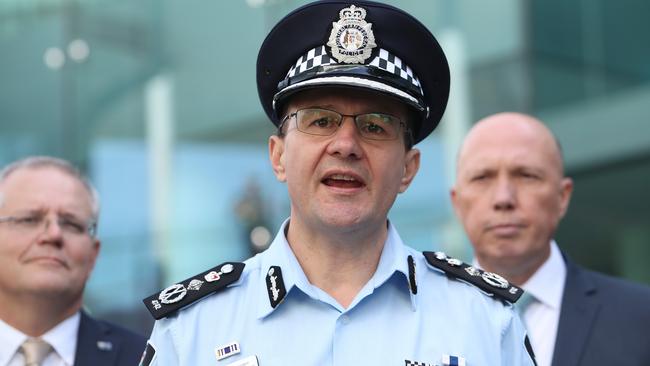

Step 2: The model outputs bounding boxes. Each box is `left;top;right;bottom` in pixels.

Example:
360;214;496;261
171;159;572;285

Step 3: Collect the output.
0;213;97;237
280;107;410;141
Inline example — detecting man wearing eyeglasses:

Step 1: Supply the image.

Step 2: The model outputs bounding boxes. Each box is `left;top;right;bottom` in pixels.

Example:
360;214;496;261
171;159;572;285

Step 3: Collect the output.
0;156;146;366
142;1;535;365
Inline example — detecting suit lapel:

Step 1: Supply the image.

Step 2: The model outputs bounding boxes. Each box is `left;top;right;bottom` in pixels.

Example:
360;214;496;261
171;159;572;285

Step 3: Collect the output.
551;257;600;366
74;311;120;366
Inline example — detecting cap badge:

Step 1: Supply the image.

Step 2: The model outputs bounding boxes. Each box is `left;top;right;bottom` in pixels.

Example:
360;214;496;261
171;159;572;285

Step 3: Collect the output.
327;5;376;64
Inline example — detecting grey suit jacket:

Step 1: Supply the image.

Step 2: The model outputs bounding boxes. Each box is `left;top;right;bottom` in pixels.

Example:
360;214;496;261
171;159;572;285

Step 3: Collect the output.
551;257;650;366
73;311;147;366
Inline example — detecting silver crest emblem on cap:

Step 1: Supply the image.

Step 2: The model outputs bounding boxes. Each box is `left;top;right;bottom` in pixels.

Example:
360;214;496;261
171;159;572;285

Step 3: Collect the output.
327;5;376;64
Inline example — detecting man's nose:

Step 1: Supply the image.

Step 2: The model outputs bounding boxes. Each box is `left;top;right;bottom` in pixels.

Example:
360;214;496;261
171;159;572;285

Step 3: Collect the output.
492;176;516;211
37;216;65;245
326;117;364;159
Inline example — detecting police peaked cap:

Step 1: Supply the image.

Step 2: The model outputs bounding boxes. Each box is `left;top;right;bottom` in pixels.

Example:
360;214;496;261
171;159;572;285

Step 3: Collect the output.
257;0;450;144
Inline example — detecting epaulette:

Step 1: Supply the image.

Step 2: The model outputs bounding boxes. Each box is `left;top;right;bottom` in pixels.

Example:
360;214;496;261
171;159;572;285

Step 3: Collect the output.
143;262;245;320
423;251;523;303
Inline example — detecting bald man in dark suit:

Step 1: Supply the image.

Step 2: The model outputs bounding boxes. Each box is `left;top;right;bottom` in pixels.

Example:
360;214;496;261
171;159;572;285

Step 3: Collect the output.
451;112;650;366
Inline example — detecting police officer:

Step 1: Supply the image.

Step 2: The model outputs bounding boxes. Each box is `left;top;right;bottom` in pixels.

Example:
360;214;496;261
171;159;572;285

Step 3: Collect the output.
141;2;536;365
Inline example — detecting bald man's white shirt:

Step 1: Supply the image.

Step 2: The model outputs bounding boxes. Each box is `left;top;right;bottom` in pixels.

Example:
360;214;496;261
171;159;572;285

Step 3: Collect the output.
474;241;566;366
0;312;80;366
520;241;566;366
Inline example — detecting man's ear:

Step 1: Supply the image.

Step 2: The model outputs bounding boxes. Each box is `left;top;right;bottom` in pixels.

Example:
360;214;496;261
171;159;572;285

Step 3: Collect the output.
89;239;101;273
399;148;420;193
449;185;461;218
269;135;287;182
558;177;573;218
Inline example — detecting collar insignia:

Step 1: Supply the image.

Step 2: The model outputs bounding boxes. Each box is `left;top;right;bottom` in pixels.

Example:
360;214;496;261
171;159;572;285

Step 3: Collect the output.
327;5;376;64
407;255;418;295
266;266;287;308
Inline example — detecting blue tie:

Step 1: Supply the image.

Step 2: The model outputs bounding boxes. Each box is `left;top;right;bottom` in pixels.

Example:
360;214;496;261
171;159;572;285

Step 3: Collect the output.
516;291;537;330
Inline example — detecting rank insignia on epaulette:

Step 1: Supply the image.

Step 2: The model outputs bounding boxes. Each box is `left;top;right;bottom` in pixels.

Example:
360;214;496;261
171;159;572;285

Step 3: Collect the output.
423;251;523;303
142;262;245;320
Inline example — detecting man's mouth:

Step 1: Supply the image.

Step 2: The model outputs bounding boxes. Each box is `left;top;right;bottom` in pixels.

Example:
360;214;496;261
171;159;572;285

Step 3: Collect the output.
27;256;68;268
322;173;365;189
487;223;525;237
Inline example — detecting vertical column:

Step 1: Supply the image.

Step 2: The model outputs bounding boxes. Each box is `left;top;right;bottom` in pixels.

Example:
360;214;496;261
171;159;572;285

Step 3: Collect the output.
145;74;175;284
437;30;472;258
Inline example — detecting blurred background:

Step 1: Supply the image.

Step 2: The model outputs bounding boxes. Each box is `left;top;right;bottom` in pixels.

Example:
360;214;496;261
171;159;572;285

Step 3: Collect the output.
1;0;648;335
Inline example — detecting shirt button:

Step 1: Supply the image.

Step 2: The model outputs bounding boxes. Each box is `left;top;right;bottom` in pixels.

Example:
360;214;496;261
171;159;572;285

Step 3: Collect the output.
340;315;350;325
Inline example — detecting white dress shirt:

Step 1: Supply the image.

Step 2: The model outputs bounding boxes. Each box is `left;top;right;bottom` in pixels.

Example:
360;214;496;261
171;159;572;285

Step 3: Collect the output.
474;240;566;366
519;241;566;366
0;312;80;366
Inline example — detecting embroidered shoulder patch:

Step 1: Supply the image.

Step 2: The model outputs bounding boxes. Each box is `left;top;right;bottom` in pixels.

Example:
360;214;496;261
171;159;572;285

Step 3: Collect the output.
143;262;245;319
423;251;523;303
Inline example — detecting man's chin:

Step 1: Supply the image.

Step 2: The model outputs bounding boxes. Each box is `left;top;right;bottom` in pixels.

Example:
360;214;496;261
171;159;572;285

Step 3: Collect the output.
25;273;79;293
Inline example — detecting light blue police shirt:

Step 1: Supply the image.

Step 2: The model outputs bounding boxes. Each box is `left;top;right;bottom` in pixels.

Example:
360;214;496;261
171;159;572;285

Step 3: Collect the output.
146;220;534;366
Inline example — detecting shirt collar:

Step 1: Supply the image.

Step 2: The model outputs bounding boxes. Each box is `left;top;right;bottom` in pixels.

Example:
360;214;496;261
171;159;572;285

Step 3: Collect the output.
0;311;79;366
41;311;80;366
521;240;566;310
257;219;416;318
0;317;27;366
256;219;309;319
366;222;416;311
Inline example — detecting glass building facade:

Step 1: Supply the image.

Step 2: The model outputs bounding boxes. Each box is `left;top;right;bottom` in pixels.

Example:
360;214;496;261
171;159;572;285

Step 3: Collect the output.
1;0;649;335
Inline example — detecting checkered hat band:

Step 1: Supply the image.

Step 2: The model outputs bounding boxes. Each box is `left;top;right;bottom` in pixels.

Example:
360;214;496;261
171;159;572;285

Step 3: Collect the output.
287;46;335;78
286;46;423;96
